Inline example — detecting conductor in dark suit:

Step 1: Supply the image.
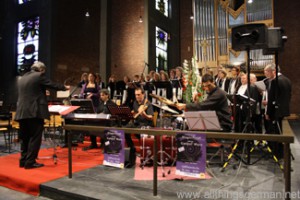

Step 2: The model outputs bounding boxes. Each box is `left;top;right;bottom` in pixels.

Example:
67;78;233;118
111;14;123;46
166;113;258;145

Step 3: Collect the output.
15;61;70;169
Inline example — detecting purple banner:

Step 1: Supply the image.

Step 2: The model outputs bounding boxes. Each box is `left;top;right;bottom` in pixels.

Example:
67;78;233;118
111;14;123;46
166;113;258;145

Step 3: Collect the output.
175;132;206;178
103;129;125;168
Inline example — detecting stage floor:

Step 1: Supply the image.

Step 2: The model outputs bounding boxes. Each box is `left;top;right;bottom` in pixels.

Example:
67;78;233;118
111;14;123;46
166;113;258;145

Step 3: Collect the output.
38;155;299;200
1;120;300;200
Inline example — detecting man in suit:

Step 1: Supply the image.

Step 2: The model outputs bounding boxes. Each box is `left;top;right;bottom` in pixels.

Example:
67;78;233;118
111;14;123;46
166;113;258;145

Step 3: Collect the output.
266;64;291;132
15;61;69;169
88;89;116;149
265;64;291;158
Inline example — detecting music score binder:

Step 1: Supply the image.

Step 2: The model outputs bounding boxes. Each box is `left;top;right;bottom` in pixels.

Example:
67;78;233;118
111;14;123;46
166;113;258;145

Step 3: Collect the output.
184;111;221;131
48;105;79;116
227;94;256;104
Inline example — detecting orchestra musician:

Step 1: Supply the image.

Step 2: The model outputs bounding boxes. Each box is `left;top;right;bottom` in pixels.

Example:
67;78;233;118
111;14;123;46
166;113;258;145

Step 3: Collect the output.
175;73;232;132
125;87;154;167
15;61;70;169
79;73;100;109
87;89;116;149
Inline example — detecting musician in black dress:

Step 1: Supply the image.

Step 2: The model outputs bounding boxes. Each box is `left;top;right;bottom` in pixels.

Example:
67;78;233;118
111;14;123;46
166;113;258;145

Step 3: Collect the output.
80;73;100;109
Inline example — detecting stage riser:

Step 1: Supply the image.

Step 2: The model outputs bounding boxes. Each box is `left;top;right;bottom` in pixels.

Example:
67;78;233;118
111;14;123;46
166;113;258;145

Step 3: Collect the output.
40;185;100;200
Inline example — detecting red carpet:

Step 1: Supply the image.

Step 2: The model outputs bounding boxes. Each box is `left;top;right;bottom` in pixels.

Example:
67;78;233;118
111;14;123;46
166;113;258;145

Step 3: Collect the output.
0;145;103;196
134;158;211;181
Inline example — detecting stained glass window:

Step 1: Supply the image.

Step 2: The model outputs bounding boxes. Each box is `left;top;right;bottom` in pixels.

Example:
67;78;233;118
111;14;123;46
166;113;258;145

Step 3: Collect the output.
156;0;168;17
156;27;168;72
18;0;33;4
17;16;39;73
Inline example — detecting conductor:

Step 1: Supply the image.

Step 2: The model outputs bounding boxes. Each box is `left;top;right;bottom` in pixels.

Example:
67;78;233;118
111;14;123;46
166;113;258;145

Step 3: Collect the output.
15;61;70;169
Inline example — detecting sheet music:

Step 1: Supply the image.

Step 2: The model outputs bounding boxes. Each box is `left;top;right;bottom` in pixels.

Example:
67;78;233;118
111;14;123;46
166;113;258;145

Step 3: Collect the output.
48;105;79;115
238;94;256;103
254;80;266;91
56;90;70;98
71;113;111;119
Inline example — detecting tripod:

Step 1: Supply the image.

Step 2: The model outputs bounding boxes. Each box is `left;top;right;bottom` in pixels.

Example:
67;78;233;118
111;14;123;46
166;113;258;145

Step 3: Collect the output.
42;113;64;164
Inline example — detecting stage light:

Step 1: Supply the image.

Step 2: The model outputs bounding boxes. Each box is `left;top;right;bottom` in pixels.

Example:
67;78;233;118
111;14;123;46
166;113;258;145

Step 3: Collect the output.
85;11;90;17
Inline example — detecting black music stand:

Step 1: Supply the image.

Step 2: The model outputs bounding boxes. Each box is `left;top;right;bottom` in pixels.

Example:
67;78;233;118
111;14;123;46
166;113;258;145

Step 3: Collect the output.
108;105;133;125
170;79;183;88
70;99;95;113
152;81;173;99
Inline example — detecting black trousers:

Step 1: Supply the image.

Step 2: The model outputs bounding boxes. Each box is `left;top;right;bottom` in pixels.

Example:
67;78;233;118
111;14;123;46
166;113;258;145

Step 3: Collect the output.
19;118;44;166
267;117;284;159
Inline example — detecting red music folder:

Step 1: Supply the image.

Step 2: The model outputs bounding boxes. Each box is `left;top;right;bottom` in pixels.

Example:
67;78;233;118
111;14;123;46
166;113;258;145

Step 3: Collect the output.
48;105;80;115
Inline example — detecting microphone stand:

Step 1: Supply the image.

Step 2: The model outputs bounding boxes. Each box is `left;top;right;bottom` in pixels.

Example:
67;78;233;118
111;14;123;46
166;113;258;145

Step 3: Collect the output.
63;85;80;105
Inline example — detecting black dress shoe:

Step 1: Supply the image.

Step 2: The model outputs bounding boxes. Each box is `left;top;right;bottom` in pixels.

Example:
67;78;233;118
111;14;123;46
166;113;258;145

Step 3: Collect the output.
19;162;25;168
24;163;45;169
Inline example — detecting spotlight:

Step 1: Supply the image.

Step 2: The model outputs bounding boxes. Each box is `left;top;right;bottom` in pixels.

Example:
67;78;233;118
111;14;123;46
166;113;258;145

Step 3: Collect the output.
139;16;143;23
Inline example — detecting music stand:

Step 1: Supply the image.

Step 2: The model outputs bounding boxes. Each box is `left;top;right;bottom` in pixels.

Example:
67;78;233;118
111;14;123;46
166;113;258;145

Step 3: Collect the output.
170;79;182;88
184;111;221;131
70;99;95;113
152;81;173;99
108;105;133;122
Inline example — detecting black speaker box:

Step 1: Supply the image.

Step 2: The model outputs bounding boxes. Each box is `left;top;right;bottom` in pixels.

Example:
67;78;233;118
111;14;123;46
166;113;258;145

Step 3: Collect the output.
232;23;268;51
263;27;286;55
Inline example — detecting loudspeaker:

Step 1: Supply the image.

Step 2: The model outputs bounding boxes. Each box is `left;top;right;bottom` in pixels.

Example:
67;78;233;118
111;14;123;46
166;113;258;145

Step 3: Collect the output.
263;27;287;55
232;23;268;51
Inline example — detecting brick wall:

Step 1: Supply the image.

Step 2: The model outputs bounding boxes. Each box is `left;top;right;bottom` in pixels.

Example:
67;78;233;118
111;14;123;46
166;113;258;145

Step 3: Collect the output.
274;0;300;114
110;0;145;81
179;0;194;64
53;0;100;84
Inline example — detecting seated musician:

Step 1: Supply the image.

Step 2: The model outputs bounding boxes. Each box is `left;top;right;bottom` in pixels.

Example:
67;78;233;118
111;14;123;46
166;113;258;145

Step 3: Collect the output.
125;87;154;166
88;89;116;149
176;74;232;132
